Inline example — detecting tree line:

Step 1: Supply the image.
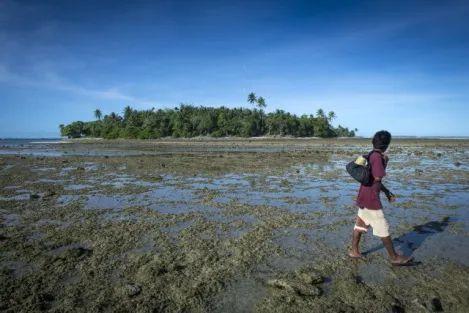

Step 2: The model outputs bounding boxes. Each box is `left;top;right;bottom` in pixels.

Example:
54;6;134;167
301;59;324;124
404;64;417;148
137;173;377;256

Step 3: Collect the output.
60;94;357;139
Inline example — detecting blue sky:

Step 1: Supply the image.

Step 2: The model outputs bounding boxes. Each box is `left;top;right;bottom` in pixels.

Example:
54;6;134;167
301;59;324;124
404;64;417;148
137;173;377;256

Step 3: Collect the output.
1;0;468;137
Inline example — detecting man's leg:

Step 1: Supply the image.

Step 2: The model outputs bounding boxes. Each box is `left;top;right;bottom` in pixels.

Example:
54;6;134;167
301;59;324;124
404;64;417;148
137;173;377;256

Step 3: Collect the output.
381;236;412;264
371;211;413;264
381;236;397;259
350;216;367;257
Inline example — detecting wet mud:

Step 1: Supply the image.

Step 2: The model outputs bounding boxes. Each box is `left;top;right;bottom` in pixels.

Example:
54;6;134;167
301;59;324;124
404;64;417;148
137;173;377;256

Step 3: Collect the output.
1;138;468;312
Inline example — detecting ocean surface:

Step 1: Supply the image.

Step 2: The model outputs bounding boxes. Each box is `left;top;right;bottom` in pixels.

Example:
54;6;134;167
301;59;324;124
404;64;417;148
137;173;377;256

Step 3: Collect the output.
1;137;468;157
0;138;63;146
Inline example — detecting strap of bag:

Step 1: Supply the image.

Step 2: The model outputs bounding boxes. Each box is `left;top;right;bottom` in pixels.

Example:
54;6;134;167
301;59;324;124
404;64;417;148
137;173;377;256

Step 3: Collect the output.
365;150;386;167
363;150;374;161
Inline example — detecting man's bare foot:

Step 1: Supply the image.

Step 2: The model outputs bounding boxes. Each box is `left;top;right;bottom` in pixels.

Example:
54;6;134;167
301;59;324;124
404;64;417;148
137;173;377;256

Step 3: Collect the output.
390;254;413;265
348;251;364;259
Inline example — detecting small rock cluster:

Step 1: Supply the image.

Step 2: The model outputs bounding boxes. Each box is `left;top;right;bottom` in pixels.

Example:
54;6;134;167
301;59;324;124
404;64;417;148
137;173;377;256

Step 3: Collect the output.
266;266;324;298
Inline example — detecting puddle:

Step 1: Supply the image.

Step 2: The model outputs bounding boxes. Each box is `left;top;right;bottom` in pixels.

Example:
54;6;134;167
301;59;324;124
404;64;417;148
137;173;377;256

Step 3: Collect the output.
64;184;94;191
1;213;21;226
3;185;22;190
0;194;31;201
32;167;56;172
15;189;31;194
37;178;67;184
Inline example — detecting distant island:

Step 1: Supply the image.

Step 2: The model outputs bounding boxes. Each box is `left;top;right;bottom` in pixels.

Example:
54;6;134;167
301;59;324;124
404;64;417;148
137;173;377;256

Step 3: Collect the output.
60;93;357;139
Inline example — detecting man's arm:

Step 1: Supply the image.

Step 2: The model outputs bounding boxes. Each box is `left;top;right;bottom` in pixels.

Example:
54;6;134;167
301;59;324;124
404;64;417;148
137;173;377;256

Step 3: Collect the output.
380;182;395;202
373;176;395;202
371;153;395;202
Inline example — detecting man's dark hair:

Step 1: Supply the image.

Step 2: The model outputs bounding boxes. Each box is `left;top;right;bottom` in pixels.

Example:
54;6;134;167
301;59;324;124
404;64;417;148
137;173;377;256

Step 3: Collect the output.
372;130;392;151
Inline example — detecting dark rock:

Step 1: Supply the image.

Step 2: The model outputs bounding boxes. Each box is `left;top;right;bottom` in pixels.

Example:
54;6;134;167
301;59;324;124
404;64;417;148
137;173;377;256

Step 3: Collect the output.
76;166;85;171
38;293;54;310
74;247;93;258
39;293;54;302
30;194;40;200
354;275;363;284
431;298;443;312
43;190;57;199
161;163;166;167
59;247;93;260
167;262;185;272
454;161;461;167
391;304;405;313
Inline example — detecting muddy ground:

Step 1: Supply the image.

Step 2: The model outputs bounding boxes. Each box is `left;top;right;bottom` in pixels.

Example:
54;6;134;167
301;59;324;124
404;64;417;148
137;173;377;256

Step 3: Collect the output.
1;138;468;312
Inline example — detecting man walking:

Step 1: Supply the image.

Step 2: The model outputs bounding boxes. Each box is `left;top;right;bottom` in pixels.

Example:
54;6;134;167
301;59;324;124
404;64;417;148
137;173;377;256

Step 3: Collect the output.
349;130;413;265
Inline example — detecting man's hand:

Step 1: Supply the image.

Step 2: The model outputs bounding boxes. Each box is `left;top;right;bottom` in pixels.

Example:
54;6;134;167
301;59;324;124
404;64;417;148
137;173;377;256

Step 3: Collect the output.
382;187;396;203
386;192;396;203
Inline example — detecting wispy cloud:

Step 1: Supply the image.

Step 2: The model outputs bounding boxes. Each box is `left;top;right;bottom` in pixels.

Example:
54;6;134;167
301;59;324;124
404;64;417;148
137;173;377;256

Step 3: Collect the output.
0;65;156;105
0;1;156;106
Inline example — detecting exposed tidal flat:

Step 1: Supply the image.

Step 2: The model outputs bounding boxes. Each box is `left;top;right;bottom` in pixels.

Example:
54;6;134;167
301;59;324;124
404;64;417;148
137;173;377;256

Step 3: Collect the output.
0;138;468;312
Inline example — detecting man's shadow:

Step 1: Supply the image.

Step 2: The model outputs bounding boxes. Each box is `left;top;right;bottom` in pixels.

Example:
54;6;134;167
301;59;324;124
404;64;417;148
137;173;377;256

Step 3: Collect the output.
363;216;451;258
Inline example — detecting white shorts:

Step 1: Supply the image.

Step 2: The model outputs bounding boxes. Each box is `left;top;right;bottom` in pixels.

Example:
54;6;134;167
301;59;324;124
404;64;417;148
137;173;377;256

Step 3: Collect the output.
355;208;390;238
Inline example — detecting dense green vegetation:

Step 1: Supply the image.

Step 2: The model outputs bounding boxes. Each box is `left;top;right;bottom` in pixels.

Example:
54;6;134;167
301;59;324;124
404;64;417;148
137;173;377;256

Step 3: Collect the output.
60;94;356;139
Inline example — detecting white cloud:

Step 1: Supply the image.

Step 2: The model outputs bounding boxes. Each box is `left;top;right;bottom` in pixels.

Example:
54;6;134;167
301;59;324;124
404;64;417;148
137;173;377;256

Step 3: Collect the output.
0;65;156;105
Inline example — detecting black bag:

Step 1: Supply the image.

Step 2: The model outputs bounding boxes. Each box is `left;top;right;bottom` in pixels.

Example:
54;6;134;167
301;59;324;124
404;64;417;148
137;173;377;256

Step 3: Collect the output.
346;151;375;186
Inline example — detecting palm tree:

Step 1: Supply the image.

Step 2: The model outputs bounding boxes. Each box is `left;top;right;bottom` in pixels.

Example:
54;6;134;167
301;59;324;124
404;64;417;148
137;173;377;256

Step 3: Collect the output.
327;111;336;122
109;112;119;121
247;92;257;105
94;109;102;120
316;109;325;119
256;97;266;109
255;96;267;134
123;106;133;120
